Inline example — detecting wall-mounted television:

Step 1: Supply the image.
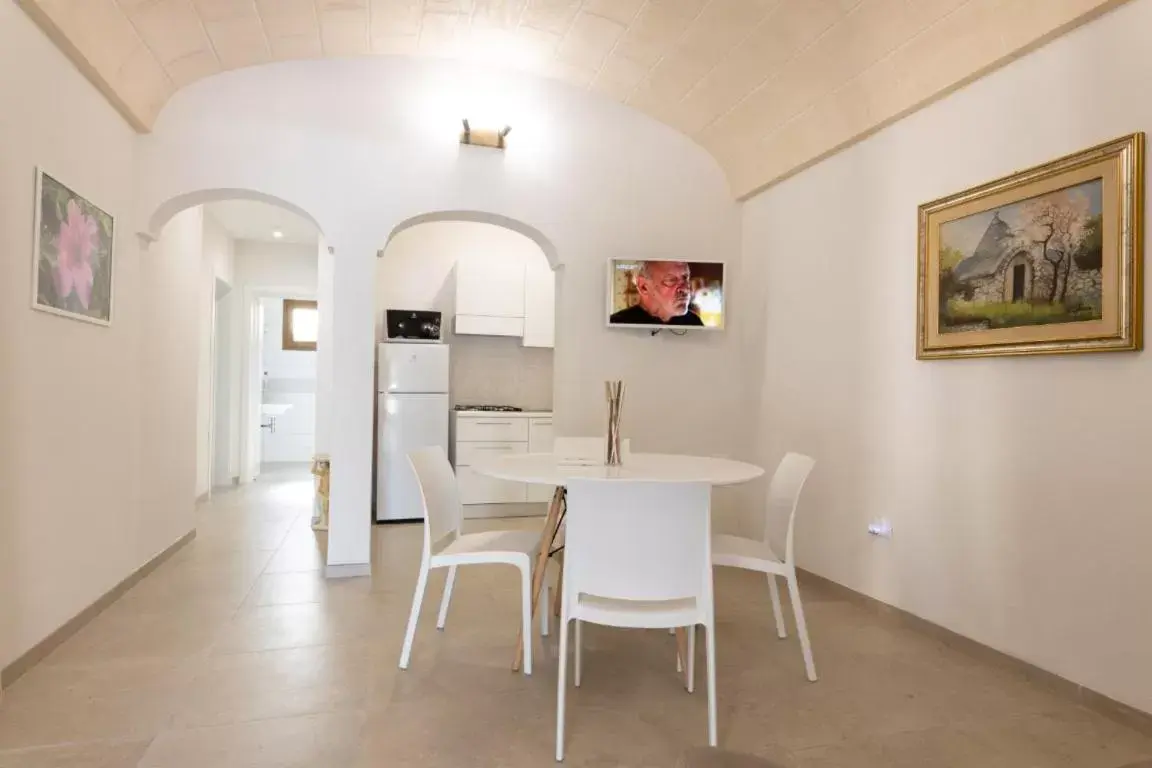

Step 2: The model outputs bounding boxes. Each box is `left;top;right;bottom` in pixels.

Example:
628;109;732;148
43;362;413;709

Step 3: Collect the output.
607;259;725;330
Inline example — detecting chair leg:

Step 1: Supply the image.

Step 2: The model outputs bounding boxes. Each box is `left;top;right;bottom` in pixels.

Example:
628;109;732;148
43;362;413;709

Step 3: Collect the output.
556;618;569;762
767;574;787;639
436;565;457;630
705;621;718;747
787;572;818;682
398;561;430;670
687;624;696;694
575;620;583;688
541;583;550;636
521;562;534;676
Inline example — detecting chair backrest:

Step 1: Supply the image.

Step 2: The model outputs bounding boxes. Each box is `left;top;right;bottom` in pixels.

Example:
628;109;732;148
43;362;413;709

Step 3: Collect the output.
764;452;815;565
552;436;632;461
408;446;463;557
564;478;711;604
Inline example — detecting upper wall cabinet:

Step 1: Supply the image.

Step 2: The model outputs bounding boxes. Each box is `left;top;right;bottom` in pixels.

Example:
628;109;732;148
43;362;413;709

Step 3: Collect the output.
455;252;526;337
455;251;554;348
522;256;555;348
456;252;525;318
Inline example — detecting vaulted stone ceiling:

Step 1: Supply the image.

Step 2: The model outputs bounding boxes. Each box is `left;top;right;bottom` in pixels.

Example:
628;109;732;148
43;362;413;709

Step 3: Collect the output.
18;0;1127;198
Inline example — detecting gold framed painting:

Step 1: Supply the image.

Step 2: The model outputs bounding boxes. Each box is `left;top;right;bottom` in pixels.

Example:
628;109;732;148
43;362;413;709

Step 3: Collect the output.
917;133;1143;359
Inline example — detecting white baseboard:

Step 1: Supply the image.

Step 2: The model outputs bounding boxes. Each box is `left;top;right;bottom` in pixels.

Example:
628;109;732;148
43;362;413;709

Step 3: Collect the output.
326;562;371;579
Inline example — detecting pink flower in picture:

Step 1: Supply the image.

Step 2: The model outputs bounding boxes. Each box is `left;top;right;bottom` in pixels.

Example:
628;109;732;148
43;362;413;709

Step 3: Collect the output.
53;199;98;309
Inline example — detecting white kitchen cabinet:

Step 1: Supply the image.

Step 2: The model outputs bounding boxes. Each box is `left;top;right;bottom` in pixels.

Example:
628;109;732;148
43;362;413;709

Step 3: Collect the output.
526;416;555;502
522;257;555;348
455;416;530;443
454;252;555;345
453;411;553;511
455;252;526;320
454;315;524;338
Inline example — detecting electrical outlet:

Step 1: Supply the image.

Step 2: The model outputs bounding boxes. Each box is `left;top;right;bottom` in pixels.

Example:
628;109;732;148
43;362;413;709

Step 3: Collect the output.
867;518;893;538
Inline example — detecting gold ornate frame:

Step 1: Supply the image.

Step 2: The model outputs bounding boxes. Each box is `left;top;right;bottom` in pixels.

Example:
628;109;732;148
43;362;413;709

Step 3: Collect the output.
917;133;1144;360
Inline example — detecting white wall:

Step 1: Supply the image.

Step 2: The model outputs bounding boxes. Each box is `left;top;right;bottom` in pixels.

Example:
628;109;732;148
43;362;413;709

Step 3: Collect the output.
233;240;318;288
741;0;1151;714
196;212;234;497
316;236;334;458
138;206;203;553
0;0;194;673
377;220;553;410
136;57;744;570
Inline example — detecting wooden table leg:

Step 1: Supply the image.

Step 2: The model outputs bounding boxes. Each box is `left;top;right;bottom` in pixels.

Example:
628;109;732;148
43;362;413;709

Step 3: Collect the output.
513;486;566;672
552;551;564;618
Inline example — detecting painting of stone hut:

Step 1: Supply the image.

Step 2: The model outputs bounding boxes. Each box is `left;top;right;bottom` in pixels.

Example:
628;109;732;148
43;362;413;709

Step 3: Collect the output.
938;179;1103;333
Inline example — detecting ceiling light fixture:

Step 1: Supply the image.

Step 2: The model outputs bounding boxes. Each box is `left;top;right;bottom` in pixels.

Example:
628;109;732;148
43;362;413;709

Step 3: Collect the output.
272;230;284;239
460;118;511;150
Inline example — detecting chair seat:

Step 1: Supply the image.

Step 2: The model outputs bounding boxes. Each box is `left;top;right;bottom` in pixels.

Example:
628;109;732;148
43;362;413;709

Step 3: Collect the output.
437;529;540;561
712;534;783;572
574;593;700;629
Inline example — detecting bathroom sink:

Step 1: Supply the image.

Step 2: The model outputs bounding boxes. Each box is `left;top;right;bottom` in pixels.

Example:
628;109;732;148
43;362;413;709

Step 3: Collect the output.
261;404;293;417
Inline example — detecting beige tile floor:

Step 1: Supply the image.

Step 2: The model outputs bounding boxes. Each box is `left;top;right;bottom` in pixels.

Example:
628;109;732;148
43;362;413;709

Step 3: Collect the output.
1;466;1149;768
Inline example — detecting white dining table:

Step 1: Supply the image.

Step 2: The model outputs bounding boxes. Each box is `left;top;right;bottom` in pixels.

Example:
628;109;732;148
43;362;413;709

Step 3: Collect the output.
471;451;765;488
470;452;765;671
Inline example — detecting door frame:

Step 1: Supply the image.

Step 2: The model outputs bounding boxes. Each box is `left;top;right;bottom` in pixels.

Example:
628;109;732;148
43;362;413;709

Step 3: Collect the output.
238;285;318;484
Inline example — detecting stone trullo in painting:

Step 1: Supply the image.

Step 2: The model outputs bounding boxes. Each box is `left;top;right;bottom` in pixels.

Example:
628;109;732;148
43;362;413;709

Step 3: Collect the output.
938;179;1103;333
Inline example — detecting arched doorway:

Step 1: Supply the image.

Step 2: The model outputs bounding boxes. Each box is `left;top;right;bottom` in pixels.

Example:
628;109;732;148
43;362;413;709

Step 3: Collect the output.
374;211;559;523
145;189;328;507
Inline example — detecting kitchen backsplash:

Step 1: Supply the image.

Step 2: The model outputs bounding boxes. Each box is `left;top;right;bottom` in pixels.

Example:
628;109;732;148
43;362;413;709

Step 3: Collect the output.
447;332;553;411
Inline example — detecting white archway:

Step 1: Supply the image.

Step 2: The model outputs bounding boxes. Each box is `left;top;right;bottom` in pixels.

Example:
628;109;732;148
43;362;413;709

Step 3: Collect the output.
145;188;326;243
132;56;744;577
384;210;561;272
145;188;332;527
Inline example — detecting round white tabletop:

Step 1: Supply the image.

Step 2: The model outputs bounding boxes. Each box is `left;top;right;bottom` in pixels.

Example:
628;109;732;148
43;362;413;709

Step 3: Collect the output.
471;452;764;487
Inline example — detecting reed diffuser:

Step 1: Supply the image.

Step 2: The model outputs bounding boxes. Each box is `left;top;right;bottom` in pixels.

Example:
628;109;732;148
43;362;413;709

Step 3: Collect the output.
605;380;625;466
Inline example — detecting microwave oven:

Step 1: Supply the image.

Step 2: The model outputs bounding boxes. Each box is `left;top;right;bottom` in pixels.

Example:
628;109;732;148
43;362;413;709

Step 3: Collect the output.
385;309;442;342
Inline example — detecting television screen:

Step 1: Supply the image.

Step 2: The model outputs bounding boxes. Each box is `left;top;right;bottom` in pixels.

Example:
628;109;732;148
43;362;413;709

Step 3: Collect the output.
607;259;725;329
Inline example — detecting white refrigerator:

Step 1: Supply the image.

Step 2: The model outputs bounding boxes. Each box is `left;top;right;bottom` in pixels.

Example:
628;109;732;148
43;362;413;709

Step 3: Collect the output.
376;343;450;522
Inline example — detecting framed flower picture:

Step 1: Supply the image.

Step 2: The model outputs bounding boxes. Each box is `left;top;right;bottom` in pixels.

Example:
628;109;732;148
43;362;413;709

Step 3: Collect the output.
32;169;115;326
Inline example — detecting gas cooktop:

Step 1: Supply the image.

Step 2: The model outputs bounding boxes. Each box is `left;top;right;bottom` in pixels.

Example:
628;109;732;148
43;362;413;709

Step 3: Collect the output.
453;404;523;412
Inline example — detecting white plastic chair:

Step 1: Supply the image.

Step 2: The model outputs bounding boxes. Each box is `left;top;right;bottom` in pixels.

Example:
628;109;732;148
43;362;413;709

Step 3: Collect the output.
546;436;633;619
556;479;716;761
398;446;544;674
712;452;817;682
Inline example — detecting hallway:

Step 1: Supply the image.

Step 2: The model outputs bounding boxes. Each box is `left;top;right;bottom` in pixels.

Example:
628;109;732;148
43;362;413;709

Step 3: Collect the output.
0;472;1149;767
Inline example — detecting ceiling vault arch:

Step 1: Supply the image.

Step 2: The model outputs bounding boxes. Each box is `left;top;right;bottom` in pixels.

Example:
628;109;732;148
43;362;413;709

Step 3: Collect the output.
17;0;1129;198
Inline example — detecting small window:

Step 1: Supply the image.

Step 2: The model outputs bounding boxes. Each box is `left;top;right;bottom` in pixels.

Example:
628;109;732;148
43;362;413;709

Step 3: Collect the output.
282;299;318;351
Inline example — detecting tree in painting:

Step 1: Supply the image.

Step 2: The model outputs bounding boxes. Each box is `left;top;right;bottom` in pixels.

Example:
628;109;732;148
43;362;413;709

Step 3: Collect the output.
938;180;1103;332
